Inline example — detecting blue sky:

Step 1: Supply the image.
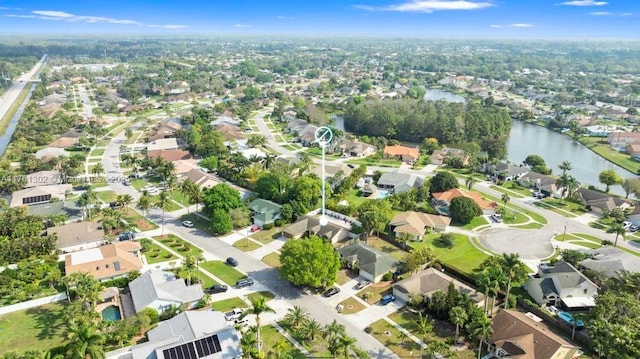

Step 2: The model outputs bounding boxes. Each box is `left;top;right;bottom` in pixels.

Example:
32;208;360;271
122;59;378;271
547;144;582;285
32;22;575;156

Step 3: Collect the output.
0;0;637;38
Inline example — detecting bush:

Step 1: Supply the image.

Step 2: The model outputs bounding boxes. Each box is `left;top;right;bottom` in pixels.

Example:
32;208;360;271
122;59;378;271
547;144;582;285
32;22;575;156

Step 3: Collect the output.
364;326;373;334
274;219;285;227
263;222;274;230
382;271;393;281
435;233;455;248
140;307;159;324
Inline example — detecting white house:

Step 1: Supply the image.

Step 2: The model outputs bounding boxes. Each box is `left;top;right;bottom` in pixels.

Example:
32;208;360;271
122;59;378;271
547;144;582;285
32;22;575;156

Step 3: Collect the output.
524;261;598;310
129;270;204;313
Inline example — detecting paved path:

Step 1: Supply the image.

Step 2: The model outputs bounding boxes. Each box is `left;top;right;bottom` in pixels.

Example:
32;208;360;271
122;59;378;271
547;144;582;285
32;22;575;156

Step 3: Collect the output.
0;56;45;123
251;108;299;158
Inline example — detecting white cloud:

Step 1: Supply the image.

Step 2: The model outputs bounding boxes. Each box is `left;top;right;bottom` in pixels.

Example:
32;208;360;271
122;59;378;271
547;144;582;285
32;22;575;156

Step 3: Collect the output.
510;23;534;27
559;1;607;6
234;23;253;28
354;0;495;13
590;11;611;15
489;24;502;28
620;12;633;16
276;15;293;20
148;24;189;29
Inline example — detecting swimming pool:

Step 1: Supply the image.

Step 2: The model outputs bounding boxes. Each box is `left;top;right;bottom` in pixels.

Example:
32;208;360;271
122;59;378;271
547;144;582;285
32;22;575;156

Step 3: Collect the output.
101;305;122;321
377;190;389;199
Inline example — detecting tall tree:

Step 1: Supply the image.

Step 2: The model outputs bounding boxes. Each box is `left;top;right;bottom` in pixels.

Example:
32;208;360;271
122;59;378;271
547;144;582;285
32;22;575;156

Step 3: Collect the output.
430;171;459;193
598;169;623;193
607;223;627;247
136;190;153;216
499;253;528;309
284;306;309;330
280;235;340;288
155;190;172;235
240;297;276;354
449;306;468;345
465;175;477;190
470;315;493;359
65;323;105;359
415;312;433;359
621;178;640;198
558;160;572;176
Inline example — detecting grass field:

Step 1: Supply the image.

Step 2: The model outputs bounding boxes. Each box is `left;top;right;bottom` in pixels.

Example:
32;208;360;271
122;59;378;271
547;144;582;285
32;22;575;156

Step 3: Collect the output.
233;238;262;252
0;303;67;355
410;233;489;274
0;86;30;135
123;209;158;231
251;227;282;244
210;297;247;312
180;213;214;234
369;318;422;357
143;241;177;264
90;148;105;157
262;253;282;268
337;296;366;314
200;260;246;286
458;216;489;230
578;136;640;174
260;325;306;359
153;234;203;256
97;190;117;203
247;291;275;303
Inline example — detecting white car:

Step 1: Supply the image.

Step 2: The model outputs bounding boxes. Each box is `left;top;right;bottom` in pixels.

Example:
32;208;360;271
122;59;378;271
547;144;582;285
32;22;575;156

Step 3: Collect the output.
224;308;244;322
182;220;194;228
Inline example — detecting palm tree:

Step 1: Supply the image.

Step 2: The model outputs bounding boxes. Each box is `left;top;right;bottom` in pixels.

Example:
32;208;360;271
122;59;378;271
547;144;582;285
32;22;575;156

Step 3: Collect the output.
471;316;493;359
269;338;289;359
284;306;308;329
449;306;468;345
77;187;98;221
559;160;572;176
475;272;492;315
323;319;346;350
116;194;133;213
501;193;510;209
556;173;572;204
415;312;433;358
302;318;323;341
263;154;276;170
66;323;105;359
338;335;358;359
136;190;153;217
182;255;196;285
239;327;259;359
297;152;312;176
500;253;526;309
395;232;412;249
241;297;275;354
465;175;477;190
92;162;104;176
607;223;627;247
155;190;172;236
179;179;196;214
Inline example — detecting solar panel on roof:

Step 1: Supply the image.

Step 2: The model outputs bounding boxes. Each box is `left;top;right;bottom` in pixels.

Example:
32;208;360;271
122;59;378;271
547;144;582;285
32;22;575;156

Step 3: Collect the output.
162;334;222;359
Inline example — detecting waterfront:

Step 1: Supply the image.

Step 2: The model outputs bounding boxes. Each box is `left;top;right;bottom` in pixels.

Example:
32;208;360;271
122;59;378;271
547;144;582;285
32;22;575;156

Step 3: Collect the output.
506;119;633;197
424;88;467;103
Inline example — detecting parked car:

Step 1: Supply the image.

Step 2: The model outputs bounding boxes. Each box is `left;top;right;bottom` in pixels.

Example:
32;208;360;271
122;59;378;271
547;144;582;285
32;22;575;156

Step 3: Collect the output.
123;180;131;186
490;213;503;223
630;225;639;232
355;280;371;290
182;220;194;228
205;284;228;294
623;221;632;229
250;224;261;233
119;231;136;241
224;308;244;322
226;257;239;267
235;278;254;288
380;294;396;305
322;287;340;297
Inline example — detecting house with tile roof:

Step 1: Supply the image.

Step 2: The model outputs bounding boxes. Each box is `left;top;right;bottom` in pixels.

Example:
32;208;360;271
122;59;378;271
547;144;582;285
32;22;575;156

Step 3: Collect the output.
486;309;579;359
146;138;179;152
128;270;204;314
524;262;598;311
106;311;241;359
389;211;451;240
337;242;399;283
393;267;485;305
338;140;376;158
383;145;420;163
377;172;423;195
10;184;73;207
248;198;282;227
147;149;192;162
180;169;220;189
48;221;105;253
581;246;640;278
64;241;143;281
283;214;353;243
431;187;498;215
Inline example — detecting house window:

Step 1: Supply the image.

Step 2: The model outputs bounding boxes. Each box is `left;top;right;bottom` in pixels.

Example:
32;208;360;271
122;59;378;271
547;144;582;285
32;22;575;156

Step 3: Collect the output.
105;264;110;269
584;288;588;294
96;266;100;270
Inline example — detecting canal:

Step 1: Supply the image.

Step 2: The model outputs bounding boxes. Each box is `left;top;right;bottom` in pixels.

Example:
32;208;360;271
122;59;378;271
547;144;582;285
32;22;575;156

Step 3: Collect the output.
506;119;634;197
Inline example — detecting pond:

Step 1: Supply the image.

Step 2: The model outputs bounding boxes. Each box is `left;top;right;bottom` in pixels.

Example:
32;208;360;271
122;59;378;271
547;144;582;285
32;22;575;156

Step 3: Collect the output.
424;88;467;103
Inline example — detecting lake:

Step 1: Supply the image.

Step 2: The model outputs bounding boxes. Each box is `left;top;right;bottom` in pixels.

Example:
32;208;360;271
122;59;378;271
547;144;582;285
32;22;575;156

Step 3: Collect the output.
424;89;466;103
506;120;633;197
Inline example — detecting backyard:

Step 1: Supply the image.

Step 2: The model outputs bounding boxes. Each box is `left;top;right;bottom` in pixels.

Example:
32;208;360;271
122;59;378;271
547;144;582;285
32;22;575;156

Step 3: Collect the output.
410;234;489;274
0;303;67;354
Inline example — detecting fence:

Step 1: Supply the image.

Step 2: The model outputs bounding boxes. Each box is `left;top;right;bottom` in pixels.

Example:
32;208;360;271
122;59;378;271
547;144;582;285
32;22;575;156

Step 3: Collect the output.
0;292;68;315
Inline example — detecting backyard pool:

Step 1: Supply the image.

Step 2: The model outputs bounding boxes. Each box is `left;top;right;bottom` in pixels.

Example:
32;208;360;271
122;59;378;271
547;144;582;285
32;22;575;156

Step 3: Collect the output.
377;190;389;199
101;305;122;321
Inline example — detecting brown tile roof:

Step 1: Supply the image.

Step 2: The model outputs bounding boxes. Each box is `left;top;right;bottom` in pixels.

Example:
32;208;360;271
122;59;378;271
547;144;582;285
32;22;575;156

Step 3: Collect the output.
147;149;192;162
181;169;220;188
432;188;498;210
394;267;485;304
64;242;143;281
215;123;243;140
383;145;420;159
389;211;451;236
490;310;579;359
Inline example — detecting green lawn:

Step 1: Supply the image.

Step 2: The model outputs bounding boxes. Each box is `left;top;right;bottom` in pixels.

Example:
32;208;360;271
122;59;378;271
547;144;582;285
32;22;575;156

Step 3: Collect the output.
346;189;369;207
458;216;489;230
123;209;158;231
0;303;67;354
200;260;246;286
573;233;604;242
480;192;548;224
337;296;366;314
502;211;528;225
260;325;306;359
278;322;333;358
336;269;359;285
90;148;105;157
233;238;262;252
143;240;178;264
511;222;545;229
357;283;394;305
410;233;489;274
568;241;601;249
151;195;182;211
97;190;117;203
262;252;282;268
170;191;191;206
246;291;275;303
197;270;218;288
153;234;203;256
364;237;407;261
578;136;640;174
346;157;402;168
180;213;214;234
369;318;422;357
210;297;248;312
131;179;148;191
251;227;282;244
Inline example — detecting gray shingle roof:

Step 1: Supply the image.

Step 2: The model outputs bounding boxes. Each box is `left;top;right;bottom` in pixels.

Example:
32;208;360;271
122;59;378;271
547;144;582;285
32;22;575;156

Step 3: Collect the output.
129;270;204;313
337;242;399;279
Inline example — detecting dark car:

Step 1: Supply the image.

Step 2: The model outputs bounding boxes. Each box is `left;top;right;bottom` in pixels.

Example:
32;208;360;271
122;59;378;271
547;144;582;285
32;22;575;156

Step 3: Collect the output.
226;257;239;267
205;284;228;294
119;231;136;241
235;278;254;288
380;293;396;305
322;287;340;297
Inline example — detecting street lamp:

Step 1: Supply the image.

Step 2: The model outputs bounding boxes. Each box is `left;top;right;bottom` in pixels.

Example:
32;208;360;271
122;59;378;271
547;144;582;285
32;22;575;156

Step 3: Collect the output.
314;126;333;226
